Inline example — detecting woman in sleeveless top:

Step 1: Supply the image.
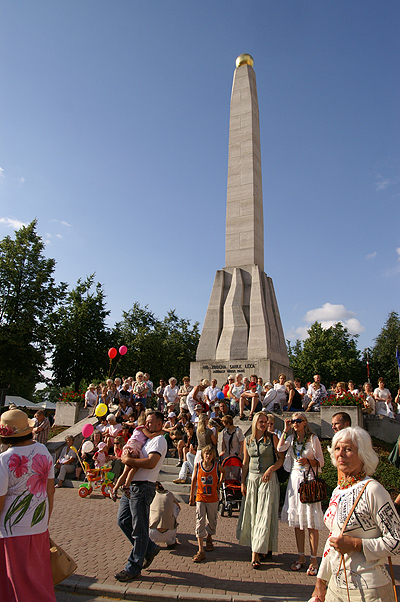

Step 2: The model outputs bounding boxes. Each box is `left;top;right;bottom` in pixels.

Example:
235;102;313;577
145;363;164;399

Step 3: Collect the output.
236;412;284;569
285;381;303;411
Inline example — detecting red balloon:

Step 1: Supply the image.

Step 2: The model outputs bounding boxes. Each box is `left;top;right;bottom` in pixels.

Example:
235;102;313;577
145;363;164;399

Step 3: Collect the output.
108;347;117;359
119;345;127;356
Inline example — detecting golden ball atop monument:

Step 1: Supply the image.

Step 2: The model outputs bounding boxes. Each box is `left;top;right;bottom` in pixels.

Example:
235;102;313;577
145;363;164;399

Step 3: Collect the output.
236;53;254;68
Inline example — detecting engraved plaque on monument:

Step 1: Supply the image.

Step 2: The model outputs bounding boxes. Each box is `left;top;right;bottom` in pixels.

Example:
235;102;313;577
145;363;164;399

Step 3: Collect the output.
190;54;291;385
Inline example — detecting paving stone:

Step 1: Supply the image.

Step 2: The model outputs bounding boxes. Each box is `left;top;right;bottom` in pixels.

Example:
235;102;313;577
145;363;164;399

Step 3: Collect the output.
52;487;400;602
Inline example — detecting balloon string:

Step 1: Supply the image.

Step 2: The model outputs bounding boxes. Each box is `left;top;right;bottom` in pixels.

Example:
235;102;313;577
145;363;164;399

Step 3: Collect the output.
111;357;121;378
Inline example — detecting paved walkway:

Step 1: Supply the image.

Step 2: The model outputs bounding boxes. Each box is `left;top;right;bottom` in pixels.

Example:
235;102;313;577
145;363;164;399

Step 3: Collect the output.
51;486;400;602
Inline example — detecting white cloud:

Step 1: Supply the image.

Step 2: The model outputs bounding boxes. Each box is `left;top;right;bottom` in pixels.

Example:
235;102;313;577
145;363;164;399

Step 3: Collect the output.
396;247;400;261
56;233;63;239
19;177;25;185
287;303;365;341
0;167;4;179
304;303;355;323
375;172;400;192
365;251;377;260
51;219;72;227
0;217;27;229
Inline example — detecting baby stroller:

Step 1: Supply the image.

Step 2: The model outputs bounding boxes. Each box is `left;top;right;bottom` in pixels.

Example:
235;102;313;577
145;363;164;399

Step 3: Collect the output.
218;455;243;517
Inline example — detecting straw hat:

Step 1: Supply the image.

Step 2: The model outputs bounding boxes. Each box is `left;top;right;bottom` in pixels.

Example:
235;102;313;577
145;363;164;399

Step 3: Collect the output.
0;409;35;438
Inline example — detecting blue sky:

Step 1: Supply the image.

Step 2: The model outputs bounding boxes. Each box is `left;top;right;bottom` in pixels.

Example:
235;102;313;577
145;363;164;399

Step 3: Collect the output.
1;1;399;354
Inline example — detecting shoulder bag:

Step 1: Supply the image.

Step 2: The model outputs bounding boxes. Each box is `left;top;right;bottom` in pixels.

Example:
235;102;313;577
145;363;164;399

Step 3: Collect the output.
270;432;290;483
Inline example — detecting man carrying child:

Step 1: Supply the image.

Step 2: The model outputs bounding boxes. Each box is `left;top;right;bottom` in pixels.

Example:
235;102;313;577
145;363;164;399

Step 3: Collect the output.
115;411;167;582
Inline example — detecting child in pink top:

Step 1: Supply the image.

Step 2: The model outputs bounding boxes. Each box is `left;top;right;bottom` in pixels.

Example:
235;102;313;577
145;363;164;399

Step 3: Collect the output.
94;442;108;469
111;419;159;499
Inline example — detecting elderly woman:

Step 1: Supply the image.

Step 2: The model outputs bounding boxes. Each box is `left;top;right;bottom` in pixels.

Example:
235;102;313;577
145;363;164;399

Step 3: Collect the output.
229;373;245;417
0;409;56;601
311;427;400;602
178;376;193;412
85;383;98;415
237;412;284;568
132;371;148;404
374;377;394;418
163;377;180;412
103;414;122;452
277;412;324;576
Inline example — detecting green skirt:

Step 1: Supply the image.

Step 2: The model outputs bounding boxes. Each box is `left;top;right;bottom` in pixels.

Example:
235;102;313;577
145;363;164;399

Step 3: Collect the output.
236;471;279;554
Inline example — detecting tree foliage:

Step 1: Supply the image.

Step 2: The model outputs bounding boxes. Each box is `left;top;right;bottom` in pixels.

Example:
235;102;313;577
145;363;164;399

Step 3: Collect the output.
51;275;111;391
112;303;200;383
0;220;66;398
287;322;364;386
370;311;400;395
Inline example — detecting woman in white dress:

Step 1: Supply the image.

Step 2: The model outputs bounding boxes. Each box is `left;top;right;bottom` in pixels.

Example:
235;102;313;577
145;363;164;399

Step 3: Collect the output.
277;412;324;576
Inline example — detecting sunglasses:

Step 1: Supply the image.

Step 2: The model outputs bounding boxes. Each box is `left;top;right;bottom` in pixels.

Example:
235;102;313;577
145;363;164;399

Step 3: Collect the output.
291;418;303;424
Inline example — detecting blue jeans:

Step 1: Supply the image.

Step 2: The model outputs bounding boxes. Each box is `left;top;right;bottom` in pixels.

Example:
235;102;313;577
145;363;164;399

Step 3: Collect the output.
117;481;157;576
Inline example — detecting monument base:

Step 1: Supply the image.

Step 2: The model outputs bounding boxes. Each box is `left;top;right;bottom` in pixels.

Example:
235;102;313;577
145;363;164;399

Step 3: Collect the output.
190;358;293;387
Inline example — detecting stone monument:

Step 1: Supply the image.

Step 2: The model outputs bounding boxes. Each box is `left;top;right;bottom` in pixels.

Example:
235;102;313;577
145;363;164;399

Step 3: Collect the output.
190;54;291;385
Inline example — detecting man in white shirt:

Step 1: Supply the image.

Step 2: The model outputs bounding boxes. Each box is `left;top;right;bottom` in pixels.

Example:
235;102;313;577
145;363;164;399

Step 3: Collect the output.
262;382;279;412
116;411;167;582
307;374;328;399
205;379;221;405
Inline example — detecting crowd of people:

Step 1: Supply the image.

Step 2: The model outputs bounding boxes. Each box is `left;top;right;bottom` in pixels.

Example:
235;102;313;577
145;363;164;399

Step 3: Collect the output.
1;369;400;601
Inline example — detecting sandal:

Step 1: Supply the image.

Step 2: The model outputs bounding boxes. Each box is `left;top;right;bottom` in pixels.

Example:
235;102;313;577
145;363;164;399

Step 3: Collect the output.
248;414;254;421
192;551;205;563
291;561;305;571
252;560;261;569
306;563;318;576
205;535;214;552
239;414;246;421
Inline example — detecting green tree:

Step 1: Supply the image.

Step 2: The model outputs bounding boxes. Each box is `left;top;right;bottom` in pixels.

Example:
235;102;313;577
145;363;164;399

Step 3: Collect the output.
51;275;111;391
370;311;400;394
112;303;200;384
0;220;66;399
287;322;364;387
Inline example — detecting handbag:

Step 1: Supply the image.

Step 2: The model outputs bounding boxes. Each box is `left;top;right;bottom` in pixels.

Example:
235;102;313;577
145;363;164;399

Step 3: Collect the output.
49;537;78;585
298;460;327;504
270;433;290;483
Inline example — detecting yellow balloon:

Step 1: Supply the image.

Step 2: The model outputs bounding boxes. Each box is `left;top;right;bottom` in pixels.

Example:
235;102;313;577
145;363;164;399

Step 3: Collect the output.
95;403;108;417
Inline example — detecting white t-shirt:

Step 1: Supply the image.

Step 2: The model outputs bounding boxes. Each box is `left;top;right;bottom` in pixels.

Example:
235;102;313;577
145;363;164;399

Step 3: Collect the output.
204;386;221;402
132;435;167;483
274;383;287;404
0;442;54;538
163;385;179;403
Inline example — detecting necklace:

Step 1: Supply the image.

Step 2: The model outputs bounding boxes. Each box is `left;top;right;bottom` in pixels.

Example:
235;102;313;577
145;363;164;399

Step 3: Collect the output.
293;435;308;461
339;471;366;489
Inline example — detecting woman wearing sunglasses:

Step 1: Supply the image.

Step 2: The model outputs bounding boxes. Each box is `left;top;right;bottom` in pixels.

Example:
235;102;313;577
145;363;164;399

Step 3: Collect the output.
277;412;324;577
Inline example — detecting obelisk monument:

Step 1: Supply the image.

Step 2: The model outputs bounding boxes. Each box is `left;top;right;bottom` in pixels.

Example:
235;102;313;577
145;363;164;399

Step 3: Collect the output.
190;54;291;384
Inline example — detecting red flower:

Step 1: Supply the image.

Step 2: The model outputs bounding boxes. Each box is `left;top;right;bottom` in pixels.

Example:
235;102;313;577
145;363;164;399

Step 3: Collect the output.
26;454;52;496
8;454;29;478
